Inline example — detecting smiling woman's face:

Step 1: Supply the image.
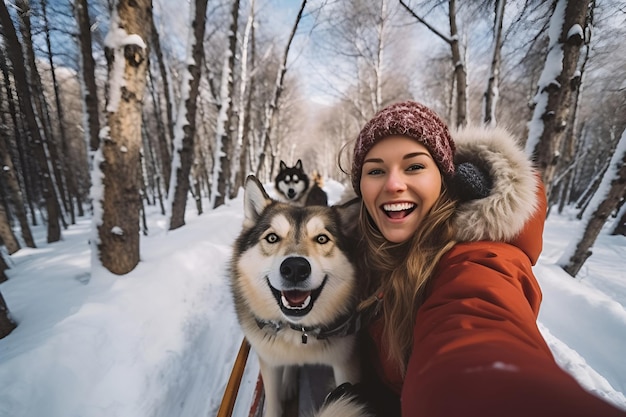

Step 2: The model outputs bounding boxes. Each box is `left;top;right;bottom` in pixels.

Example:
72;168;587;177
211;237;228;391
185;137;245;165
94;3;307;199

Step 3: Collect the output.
360;136;443;243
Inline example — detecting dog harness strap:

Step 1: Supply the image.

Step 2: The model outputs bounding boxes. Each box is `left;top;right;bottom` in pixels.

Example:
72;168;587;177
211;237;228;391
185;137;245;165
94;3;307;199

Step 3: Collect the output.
255;312;363;343
316;312;361;340
255;318;283;333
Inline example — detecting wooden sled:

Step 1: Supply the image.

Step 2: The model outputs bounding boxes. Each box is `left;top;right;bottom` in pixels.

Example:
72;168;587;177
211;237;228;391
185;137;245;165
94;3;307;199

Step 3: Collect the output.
216;338;333;417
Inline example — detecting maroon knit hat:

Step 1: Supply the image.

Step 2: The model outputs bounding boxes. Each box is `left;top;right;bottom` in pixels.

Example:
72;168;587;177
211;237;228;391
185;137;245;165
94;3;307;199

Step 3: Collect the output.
351;100;456;195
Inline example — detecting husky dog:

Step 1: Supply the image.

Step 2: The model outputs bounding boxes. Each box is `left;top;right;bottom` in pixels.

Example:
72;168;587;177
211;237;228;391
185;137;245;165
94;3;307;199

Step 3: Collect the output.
275;160;328;206
230;175;361;417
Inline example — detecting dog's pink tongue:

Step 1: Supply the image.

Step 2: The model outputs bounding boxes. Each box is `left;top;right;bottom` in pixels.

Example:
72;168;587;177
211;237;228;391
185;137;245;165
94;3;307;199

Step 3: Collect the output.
283;290;310;306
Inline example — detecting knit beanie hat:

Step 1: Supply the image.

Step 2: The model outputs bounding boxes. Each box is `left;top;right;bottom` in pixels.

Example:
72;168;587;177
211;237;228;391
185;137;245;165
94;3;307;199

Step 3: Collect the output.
351;101;456;195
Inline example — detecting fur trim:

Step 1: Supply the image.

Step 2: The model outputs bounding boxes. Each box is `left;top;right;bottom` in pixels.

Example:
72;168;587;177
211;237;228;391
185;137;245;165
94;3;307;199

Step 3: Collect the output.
312;395;375;417
451;125;540;242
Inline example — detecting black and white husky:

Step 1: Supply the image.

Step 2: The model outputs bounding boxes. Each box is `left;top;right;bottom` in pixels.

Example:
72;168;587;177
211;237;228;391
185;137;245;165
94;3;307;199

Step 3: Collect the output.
274;160;328;206
230;175;361;417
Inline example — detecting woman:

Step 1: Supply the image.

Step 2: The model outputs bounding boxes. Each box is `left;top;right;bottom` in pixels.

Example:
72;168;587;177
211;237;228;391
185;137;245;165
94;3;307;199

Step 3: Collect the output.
318;101;626;417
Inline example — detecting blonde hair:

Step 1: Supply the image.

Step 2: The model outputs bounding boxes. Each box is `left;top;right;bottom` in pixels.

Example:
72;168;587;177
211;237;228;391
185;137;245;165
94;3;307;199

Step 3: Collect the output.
357;189;457;375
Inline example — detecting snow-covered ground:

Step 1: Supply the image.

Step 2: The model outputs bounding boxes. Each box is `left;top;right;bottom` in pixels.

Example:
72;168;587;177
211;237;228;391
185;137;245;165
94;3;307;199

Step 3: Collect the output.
1;180;625;417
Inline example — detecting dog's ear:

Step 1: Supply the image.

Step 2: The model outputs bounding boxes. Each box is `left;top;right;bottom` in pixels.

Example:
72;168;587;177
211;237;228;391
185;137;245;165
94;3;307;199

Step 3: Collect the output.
243;175;272;229
335;197;361;236
280;160;287;170
295;159;303;170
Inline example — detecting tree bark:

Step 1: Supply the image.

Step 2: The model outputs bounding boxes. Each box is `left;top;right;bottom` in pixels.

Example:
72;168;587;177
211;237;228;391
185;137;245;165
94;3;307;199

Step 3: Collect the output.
548;0;595;213
560;129;626;277
230;0;255;199
0;0;61;243
17;0;69;230
148;66;171;194
611;200;626;236
483;0;506;126
0;47;38;232
142;102;165;214
0;288;16;339
97;0;152;274
168;0;208;229
211;0;240;208
0;123;35;248
0;251;8;283
149;12;174;168
447;0;467;127
525;0;592;201
0;198;20;254
74;0;101;154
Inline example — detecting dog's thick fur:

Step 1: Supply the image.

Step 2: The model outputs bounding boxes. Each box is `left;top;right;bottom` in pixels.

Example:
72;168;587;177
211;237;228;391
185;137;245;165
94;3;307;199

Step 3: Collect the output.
275;160;329;206
230;175;361;417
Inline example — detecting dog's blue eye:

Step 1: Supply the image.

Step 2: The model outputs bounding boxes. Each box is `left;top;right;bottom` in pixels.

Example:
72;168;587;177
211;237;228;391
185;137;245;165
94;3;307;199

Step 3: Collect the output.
316;234;329;244
265;233;279;243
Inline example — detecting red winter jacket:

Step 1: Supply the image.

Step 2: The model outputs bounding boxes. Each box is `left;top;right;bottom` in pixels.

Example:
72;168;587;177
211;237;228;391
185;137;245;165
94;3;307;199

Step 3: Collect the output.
363;126;626;417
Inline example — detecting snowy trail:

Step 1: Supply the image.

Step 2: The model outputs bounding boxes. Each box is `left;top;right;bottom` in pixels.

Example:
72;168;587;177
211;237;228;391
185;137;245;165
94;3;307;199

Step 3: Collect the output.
537;263;626;396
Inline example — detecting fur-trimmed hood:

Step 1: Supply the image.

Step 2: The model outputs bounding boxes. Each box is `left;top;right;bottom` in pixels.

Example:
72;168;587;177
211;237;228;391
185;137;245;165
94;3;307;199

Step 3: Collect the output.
450;125;546;265
452;125;541;243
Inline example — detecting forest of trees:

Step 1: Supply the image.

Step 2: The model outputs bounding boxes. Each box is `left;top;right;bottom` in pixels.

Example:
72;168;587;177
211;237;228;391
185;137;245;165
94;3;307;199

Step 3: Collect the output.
0;0;625;337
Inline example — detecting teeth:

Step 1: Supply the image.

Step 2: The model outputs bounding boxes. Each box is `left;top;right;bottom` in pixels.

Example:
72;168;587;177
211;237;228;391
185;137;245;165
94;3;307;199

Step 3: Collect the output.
281;295;311;310
383;202;415;212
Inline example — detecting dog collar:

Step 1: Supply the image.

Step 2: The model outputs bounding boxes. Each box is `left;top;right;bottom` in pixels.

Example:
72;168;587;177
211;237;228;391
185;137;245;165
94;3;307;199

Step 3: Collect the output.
255;310;361;345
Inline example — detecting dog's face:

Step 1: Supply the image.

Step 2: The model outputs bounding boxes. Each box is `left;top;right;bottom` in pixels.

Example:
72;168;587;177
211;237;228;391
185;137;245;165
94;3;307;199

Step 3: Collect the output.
275;160;310;202
232;176;360;327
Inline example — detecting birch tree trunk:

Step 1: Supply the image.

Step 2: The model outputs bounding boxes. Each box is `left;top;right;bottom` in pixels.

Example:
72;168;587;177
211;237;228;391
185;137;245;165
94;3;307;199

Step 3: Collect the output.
230;0;255;199
555;64;589;212
74;0;101;154
373;0;387;112
558;128;626;277
211;0;240;209
148;13;174;190
399;0;467;128
525;0;592;200
447;0;467;127
167;0;208;229
255;0;307;180
96;0;152;274
0;0;61;243
554;2;593;212
483;0;506;126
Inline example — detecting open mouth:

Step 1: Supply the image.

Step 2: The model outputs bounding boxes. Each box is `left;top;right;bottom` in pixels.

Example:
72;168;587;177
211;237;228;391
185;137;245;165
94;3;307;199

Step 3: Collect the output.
267;277;328;317
382;202;416;219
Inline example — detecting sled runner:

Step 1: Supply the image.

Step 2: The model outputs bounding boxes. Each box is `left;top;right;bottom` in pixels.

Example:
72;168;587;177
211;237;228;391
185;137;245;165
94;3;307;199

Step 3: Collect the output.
217;338;332;417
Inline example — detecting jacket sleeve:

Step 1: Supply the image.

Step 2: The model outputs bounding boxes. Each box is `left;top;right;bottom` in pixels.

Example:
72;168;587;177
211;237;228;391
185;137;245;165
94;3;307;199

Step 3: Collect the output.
401;243;626;417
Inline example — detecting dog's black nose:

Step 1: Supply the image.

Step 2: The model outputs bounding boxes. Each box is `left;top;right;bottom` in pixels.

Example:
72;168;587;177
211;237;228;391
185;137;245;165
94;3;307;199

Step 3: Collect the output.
280;257;311;283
